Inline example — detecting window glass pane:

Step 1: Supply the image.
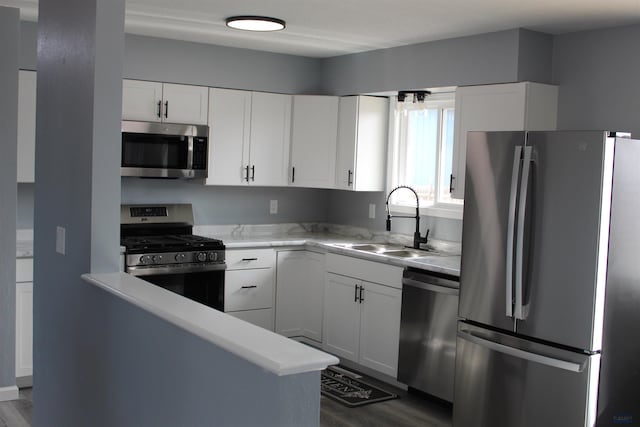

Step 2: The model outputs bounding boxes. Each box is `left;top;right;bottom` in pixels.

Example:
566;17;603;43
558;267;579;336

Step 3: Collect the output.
396;108;438;206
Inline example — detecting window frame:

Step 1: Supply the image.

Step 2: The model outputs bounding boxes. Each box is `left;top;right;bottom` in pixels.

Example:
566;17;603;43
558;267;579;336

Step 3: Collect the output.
386;93;463;220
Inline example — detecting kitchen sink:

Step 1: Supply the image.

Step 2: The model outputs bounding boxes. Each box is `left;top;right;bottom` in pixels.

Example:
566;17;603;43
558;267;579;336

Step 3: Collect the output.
330;242;441;257
382;249;434;258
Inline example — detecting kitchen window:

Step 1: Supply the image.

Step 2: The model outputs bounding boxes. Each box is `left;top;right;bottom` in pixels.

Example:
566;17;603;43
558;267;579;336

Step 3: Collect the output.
387;92;463;219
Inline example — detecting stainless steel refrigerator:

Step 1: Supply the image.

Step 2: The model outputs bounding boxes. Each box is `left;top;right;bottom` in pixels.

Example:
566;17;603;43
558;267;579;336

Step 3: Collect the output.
454;130;640;427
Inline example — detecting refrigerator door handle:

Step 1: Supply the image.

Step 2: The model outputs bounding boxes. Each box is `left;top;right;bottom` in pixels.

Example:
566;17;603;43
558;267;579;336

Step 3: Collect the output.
457;330;586;373
514;146;533;320
506;146;523;318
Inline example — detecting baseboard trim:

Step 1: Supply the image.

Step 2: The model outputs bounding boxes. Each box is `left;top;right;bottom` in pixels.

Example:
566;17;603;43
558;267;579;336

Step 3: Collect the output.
16;375;32;389
0;385;19;402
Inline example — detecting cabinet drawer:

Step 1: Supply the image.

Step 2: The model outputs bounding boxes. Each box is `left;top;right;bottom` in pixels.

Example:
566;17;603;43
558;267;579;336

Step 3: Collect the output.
16;258;33;283
226;248;276;270
225;269;274;311
326;253;403;289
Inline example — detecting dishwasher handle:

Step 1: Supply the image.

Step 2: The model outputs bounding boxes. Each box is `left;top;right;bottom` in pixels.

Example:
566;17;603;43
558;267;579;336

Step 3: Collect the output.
402;277;459;296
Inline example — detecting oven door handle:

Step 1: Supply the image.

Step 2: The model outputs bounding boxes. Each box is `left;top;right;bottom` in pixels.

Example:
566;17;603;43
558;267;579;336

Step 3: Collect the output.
127;263;227;277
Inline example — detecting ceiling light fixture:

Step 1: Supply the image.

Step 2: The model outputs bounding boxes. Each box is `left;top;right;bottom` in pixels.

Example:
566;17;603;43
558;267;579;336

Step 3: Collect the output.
225;16;286;32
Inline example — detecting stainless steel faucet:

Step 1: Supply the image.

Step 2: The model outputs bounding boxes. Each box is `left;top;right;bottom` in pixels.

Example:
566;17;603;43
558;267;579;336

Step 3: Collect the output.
385;185;429;249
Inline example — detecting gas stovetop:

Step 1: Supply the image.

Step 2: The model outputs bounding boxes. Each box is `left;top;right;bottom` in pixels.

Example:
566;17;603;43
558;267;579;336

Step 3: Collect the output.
120;204;226;270
121;234;224;254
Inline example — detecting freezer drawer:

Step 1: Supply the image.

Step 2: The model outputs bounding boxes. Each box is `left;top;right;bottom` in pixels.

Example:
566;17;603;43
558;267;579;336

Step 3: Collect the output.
453;322;599;427
398;268;459;402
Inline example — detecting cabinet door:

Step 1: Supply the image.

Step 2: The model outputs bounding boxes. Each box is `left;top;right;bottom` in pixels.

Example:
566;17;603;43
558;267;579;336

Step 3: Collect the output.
450;82;558;199
162;83;209;125
122;79;163;122
335;96;358;190
206;88;251;185
249;92;292;186
225;268;274;312
290;95;339;188
16;282;33;379
323;273;360;362
359;281;402;377
275;250;325;342
18;70;36;183
300;251;325;342
336;96;388;191
275;251;305;337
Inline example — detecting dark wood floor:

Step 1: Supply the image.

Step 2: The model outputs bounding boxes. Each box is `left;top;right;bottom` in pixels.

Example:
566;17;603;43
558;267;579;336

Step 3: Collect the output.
0;380;451;427
320;372;452;427
0;388;31;427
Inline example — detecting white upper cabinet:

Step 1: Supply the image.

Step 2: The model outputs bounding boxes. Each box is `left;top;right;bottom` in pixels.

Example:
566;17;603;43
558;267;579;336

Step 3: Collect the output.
207;88;252;185
122;79;208;125
206;89;291;186
248;92;292;186
17;70;36;183
290;95;339;189
335;96;388;191
450;81;558;199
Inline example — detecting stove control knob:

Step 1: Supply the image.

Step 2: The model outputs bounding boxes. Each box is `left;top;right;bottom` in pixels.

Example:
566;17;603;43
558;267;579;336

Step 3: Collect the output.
152;255;163;264
208;252;218;261
175;253;186;262
197;252;207;262
139;255;152;265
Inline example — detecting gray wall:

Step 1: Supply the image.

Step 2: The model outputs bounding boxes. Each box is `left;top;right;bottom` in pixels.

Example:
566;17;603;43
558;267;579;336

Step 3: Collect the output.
0;6;19;393
19;21;323;94
124;34;323;94
34;0;125;422
552;23;640;136
328;190;463;242
321;29;523;96
122;179;332;225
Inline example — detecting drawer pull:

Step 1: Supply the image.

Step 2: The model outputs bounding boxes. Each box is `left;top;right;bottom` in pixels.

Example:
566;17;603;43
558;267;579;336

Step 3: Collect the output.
241;258;258;261
241;285;258;289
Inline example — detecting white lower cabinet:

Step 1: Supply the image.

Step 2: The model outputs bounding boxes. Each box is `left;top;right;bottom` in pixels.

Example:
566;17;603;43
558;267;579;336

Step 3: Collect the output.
323;254;403;378
16;258;34;385
224;249;276;330
275;250;325;342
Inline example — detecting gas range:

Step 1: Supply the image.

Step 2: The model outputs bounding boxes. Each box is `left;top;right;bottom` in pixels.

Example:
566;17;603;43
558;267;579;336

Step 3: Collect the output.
120;204;226;275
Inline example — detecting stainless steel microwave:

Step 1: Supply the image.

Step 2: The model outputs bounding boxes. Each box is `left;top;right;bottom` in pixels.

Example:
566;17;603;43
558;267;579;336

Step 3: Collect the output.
121;121;209;179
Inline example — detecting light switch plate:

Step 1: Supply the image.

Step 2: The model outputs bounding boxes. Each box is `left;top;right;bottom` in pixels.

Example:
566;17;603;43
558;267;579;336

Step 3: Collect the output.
56;226;66;255
270;200;278;215
369;204;376;219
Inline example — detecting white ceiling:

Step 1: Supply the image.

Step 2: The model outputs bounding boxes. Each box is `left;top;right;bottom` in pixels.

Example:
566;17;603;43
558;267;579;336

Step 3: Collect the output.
4;0;640;58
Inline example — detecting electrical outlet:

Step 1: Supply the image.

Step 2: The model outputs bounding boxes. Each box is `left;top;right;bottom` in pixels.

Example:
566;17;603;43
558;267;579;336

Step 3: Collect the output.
56;226;66;255
270;200;278;215
369;204;376;219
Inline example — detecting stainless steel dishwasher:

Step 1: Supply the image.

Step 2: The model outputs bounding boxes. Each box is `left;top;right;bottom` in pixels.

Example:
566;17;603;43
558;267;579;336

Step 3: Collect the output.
398;267;459;403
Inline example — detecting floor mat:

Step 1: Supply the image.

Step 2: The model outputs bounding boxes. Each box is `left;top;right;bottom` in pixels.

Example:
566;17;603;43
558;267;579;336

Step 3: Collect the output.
321;366;398;407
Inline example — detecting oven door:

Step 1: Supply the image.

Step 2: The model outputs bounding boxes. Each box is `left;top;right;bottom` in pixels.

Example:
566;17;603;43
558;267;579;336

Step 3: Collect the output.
127;263;225;311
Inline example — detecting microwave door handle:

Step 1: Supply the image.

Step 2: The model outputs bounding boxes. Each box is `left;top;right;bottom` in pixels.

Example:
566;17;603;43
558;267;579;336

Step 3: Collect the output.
514;146;532;320
506;146;523;318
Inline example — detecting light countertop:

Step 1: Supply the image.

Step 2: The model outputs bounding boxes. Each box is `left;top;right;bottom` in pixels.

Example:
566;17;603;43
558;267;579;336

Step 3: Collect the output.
194;223;461;276
17;223;461;275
